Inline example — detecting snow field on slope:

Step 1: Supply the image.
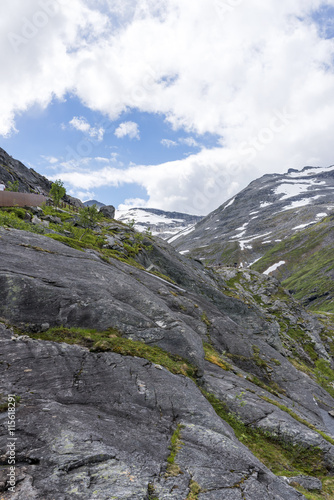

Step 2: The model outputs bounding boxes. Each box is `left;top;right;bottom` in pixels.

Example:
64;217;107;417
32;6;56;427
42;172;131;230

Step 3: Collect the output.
263;261;286;275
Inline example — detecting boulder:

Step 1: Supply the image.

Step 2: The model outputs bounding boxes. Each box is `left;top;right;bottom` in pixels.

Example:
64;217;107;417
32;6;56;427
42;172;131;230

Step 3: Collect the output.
99;205;115;219
284;475;322;492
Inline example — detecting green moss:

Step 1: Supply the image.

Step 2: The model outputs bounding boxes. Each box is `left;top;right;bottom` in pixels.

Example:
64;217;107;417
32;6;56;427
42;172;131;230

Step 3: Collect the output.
46;234;87;251
147;483;159;500
260;395;334;446
165;424;185;477
167;424;185;464
27;327;197;379
245;375;286;397
201;312;211;328
203;343;231;371
186;480;202;499
203;391;328;477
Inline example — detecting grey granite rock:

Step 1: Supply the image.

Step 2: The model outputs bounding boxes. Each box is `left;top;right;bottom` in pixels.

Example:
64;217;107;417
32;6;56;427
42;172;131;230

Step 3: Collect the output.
99;205;115;219
284;475;322;492
0;324;305;499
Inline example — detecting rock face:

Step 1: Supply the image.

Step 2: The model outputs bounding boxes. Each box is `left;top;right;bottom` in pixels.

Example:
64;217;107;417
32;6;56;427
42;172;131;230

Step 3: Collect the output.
0;323;305;500
1;222;334;497
0;147;83;208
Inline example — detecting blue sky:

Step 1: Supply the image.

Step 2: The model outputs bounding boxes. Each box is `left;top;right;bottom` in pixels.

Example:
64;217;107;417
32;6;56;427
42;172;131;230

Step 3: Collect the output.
1;1;334;215
2;98;218;207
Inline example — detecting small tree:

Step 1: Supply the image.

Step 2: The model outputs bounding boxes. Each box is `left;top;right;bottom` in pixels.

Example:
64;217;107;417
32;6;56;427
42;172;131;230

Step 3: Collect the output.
50;180;66;207
77;204;102;240
6;180;19;192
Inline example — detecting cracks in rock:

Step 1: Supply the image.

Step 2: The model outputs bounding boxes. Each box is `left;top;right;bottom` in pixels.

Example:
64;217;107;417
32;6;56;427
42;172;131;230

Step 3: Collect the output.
72;353;87;390
58;453;117;473
201;469;257;499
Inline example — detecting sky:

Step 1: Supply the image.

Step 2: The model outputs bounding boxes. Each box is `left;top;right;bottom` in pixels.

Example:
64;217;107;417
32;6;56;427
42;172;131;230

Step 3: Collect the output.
1;0;334;215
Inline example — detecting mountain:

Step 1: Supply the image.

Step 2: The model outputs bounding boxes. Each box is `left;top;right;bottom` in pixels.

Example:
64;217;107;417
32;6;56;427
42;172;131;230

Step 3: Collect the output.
115;206;203;239
172;165;334;312
2;148;334;497
83;199;106;209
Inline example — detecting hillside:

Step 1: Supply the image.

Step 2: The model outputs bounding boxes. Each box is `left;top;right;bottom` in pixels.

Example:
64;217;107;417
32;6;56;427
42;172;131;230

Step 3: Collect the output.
1;149;334;498
171;165;334;313
115;207;203;240
0;204;333;498
0;147;83;207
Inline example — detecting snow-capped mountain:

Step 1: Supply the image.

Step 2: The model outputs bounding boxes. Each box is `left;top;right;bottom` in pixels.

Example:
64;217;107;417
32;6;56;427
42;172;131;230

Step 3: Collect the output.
172;165;334;264
171;165;334;312
115;207;203;240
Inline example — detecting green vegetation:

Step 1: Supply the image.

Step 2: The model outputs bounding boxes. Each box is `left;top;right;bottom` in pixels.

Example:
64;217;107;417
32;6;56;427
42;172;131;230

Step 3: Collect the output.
203;343;231;371
259;395;334;446
0;208;45;233
77;205;103;239
186;480;202;499
252;216;334;313
49;180;66;207
147;483;159;500
0;204;155;271
203;391;329;478
165;424;185;477
6;180;19;191
27;327;197;379
0;394;21;413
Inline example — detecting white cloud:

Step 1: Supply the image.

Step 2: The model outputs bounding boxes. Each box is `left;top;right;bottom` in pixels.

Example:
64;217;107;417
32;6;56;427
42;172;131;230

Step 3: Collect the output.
2;0;334;213
114;121;140;139
161;139;177;147
179;137;200;148
41;155;59;164
161;137;200;148
69;116;104;141
118;198;148;210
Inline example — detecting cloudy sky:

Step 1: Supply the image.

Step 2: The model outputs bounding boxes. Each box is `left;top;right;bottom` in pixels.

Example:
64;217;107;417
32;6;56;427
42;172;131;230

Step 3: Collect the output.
1;0;334;215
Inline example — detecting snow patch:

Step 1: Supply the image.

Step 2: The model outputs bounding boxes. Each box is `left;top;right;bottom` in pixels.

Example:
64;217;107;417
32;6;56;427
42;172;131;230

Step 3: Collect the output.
281;198;311;211
263;261;285;275
292;223;312;230
273;181;325;200
167;225;195;243
249;257;261;266
223;197;235;210
260;202;272;208
231;231;246;239
288;165;334;178
179;250;190;255
236;222;248;231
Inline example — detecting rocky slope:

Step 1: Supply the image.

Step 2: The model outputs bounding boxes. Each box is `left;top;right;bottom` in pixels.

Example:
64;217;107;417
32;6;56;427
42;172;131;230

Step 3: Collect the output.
171;165;334;312
1;202;334;498
0;147;83;207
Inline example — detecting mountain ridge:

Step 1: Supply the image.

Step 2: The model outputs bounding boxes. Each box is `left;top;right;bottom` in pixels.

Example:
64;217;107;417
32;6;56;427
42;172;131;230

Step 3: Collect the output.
171;164;334;312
